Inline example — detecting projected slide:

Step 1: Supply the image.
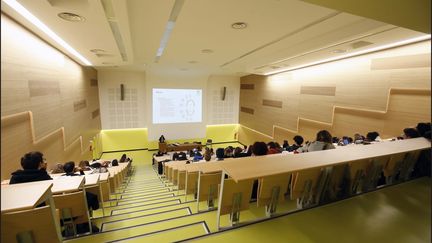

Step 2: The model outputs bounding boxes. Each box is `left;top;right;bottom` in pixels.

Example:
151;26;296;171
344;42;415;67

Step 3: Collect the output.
153;88;202;124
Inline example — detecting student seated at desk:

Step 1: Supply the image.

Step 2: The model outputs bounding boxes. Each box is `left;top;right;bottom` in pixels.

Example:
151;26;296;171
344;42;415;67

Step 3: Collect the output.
120;153;132;163
10;151;52;184
79;160;92;171
111;159;119;167
288;135;304;152
366;131;382;142
62;162;99;211
89;161;108;173
296;130;335;153
250;142;269;200
216;148;225;161
52;163;65;174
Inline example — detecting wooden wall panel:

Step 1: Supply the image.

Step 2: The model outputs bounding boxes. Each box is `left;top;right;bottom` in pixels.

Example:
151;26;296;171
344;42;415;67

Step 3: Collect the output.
1;14;100;180
240;83;255;90
262;99;283;108
300;86;336;96
238;40;431;145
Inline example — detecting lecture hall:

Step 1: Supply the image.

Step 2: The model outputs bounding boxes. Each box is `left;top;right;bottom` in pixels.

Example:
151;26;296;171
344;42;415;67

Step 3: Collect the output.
1;0;431;242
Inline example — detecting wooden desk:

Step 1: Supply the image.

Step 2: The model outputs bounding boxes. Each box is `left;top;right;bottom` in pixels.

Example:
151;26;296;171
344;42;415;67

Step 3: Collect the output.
198;161;223;174
220;138;431;182
51;176;85;194
165;143;203;152
1;181;53;213
84;174;100;186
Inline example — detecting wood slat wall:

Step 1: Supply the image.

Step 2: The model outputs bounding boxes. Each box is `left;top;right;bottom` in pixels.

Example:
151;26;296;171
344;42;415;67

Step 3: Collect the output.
239;41;431;144
1;14;101;180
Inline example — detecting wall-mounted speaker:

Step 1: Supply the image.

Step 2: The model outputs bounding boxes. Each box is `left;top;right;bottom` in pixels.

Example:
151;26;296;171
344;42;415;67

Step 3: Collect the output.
221;86;226;101
120;84;124;100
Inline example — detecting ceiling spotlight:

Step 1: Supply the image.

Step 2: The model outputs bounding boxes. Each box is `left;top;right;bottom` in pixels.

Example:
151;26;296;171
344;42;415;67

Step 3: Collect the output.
332;49;346;53
231;22;247;29
58;12;85;22
90;49;106;53
201;49;214;54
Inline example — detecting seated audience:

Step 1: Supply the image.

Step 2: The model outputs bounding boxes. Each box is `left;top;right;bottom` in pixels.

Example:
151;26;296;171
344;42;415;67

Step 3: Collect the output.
416;122;431;138
403;128;420;139
297;130;335;153
177;151;188;161
274;142;283;153
52;163;65;174
252;142;268;156
224;146;234;158
78;160;92;171
62;161;100;233
111;159;119;166
204;148;212;161
245;145;253;156
267;142;281;154
62;161;84;176
10;151;51;184
120;153;132;163
288;135;304;152
251;141;268;200
233;146;247;158
216;148;225;161
366;131;382;142
89;161;108;173
354;133;364;144
282;140;290;151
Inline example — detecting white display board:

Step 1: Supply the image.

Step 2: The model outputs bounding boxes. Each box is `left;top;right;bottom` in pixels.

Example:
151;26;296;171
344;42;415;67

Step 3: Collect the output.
152;88;202;124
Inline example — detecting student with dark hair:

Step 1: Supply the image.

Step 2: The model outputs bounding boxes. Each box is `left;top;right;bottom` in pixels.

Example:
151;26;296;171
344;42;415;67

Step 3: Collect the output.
252;142;268;156
78;160;92;171
224;146;234;158
267;141;281;154
119;153;132;163
216;148;225;161
403;128;420;139
233;147;247;158
366;131;382;142
177;152;187;161
245;145;253;156
251;141;268;201
111;159;119;166
289;136;304;152
52;163;65;174
354;133;364;144
297;130;335;153
416;123;431;137
62;161;100;233
63;161;84;176
282;140;290;151
10;151;52;184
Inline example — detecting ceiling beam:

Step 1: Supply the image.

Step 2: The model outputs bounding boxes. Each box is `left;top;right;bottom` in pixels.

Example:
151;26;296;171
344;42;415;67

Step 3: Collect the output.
301;0;431;34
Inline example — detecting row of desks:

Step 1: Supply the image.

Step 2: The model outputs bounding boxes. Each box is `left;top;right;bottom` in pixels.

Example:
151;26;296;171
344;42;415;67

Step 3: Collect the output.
1;161;130;214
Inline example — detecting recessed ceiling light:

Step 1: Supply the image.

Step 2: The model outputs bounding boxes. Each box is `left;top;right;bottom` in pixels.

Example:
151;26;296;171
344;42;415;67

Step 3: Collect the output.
231;22;247;29
332;49;346;53
58;12;85;22
201;49;214;54
90;49;106;53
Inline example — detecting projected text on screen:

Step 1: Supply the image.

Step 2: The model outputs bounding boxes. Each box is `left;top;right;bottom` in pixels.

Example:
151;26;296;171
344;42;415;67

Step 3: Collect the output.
152;88;202;124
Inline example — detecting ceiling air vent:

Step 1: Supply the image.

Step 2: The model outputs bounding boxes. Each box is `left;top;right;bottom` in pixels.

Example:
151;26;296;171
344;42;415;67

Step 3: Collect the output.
95;53;114;58
351;41;373;49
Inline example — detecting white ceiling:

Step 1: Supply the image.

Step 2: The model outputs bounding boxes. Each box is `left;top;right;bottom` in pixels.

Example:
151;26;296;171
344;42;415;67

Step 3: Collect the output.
1;0;427;77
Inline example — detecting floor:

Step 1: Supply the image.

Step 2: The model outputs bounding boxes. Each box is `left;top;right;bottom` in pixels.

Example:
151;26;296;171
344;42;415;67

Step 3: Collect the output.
65;145;431;243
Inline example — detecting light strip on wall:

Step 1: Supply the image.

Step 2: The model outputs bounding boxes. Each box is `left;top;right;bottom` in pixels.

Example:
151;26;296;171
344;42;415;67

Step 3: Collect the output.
2;0;92;66
264;34;431;75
